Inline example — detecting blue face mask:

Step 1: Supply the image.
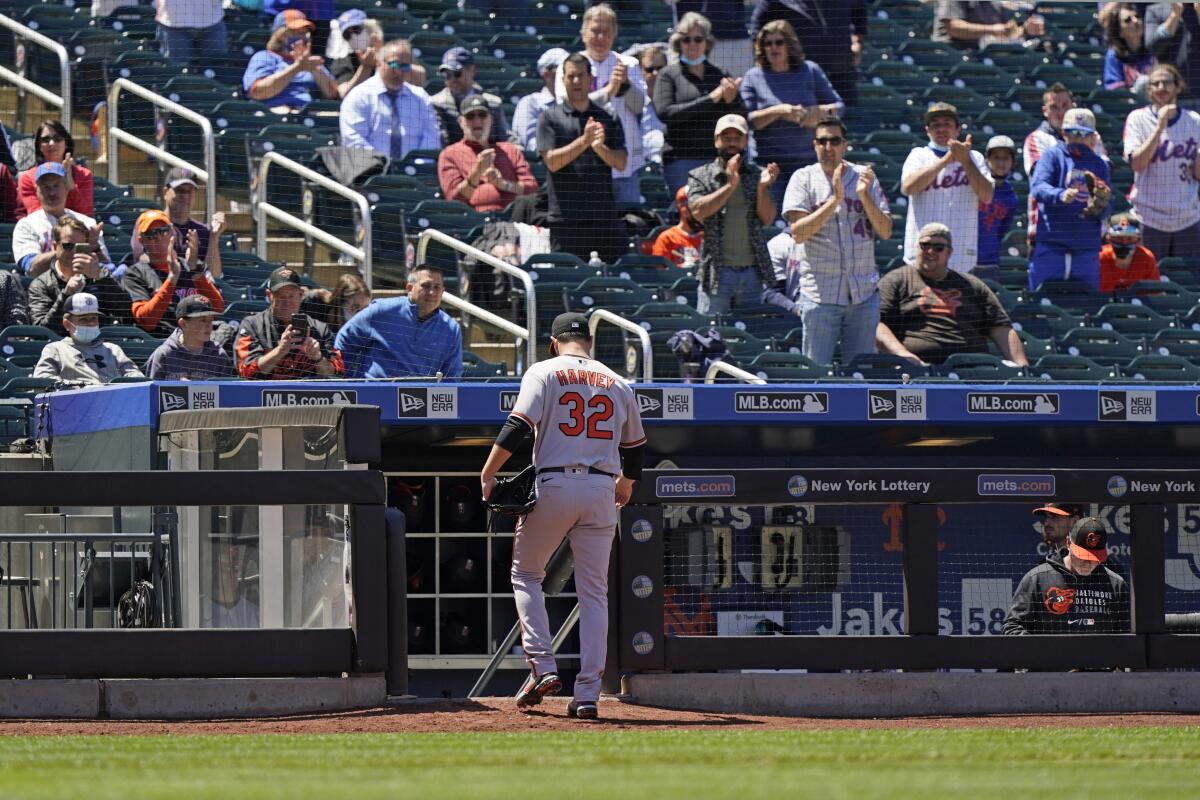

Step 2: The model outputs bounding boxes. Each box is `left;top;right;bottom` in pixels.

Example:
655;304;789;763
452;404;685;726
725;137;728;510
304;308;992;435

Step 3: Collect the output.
928;139;947;154
679;53;707;66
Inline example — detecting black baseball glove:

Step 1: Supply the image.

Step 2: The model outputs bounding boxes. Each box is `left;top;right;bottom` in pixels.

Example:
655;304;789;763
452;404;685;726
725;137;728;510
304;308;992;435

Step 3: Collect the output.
487;465;537;522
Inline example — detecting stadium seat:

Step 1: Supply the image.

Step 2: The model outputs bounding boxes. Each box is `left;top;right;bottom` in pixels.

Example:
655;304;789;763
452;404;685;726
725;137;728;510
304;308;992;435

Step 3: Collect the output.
0;376;55;400
1028;280;1110;316
1058;326;1146;366
1030;354;1117;382
974;108;1038;139
565;277;656;313
1148;330;1200;364
864;62;931;93
1028;64;1098;94
1123;280;1200;317
221;300;269;321
0;326;56;368
943;62;1019;95
1092;303;1175;337
462;351;507;378
980;279;1019;311
745;352;829;381
841;353;931;380
1121;354;1200;383
1009;302;1086;340
938;353;1024;381
898;40;964;71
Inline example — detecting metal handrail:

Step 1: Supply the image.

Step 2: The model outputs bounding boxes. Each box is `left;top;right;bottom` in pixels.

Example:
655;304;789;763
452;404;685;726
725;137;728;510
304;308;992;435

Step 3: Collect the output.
0;14;71;130
588;309;652;382
256;150;373;286
107;79;216;215
705;360;767;384
415;228;537;368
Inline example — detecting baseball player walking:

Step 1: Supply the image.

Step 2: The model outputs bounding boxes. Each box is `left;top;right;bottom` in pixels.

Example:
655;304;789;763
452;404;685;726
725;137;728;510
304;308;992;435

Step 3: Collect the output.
480;312;646;720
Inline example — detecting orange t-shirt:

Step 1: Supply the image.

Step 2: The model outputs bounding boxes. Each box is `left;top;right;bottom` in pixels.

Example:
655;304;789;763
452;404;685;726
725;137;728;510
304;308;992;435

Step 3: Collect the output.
1099;244;1160;293
651;225;703;268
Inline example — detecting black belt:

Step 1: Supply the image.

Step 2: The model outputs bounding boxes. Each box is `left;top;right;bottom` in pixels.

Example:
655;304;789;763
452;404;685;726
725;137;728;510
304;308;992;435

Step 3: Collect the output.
537;466;615;478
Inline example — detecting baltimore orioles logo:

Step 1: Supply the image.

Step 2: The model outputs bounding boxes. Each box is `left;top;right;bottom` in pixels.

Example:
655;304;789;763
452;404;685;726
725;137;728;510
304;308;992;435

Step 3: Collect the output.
918;287;963;318
1084;532;1103;548
1045;586;1076;615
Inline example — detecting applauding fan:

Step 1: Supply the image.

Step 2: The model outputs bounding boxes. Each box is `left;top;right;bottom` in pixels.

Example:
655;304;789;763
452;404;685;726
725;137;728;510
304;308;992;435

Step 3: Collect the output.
122;211;224;337
16;120;93;220
243;11;339;112
438;97;537;213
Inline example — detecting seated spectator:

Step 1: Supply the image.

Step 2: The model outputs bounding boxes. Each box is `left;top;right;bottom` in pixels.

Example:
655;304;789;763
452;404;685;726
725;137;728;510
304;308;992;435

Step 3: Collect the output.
901;102;994;274
122;210;225;337
335;264;462;379
327;9;383;98
652;186;704;268
1145;3;1200;105
765;228;800;314
302;273;371;333
1099;213;1161;293
1123;64;1200;259
538;53;628;263
655;13;746;194
33;293;142;385
783;116;891;365
1003;517;1129;635
932;0;1046;50
687;114;779;314
236;267;342;379
976;135;1019;282
340;39;442;161
513;48;569;151
156;0;226;67
243;11;339;112
438;97;537;213
430;47;514;146
750;0;865;105
0;269;28;328
145;295;235;380
133;167;225;279
876;222;1027;367
1030;108;1112;291
16;120;94;220
740;21;843;209
28;217;130;336
1104;4;1152;94
13;163;109;278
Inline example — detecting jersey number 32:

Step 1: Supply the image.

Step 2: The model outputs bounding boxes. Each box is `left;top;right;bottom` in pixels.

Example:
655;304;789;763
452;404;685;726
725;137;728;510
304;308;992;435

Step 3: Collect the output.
558;392;614;439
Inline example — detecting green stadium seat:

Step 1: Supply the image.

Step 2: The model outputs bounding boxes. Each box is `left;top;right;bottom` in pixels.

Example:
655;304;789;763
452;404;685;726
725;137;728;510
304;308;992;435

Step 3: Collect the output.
980;279;1020;311
745;352;829;381
864;62;931;93
100;325;157;343
1058;326;1146;366
1030;354;1117;382
866;17;913;49
462;351;507;378
0;325;56;369
974;108;1038;139
1121;354;1200;383
1028;280;1110;316
841;353;931;380
566;277;656;313
1010;302;1088;342
918;85;989;117
1013;328;1055;359
661;276;699;306
1123;280;1200;316
1092;302;1175;337
980;42;1046;75
1148;329;1200;364
897;40;964;71
944;63;1019;95
713;326;772;360
222;300;268;321
1028;64;1098;95
938;352;1024;381
0;376;55;400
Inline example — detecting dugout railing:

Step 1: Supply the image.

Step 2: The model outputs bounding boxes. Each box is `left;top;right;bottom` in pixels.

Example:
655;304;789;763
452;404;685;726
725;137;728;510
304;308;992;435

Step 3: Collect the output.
613;468;1200;682
0;13;71;131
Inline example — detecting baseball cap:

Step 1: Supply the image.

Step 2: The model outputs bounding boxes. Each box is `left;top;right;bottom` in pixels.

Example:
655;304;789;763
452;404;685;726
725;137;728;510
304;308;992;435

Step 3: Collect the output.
1032;502;1084;518
537;47;569;74
134;209;172;235
65;292;99;316
165;166;198;189
176;294;219;320
1068;517;1110;564
272;9;315;32
985;135;1016;156
337;8;368;31
34;162;67;182
1062;107;1097;135
917;221;952;246
439;47;474;72
551;312;589;338
1108;213;1141;240
924;102;959;125
714;114;748;136
459;95;491;116
268;266;303;292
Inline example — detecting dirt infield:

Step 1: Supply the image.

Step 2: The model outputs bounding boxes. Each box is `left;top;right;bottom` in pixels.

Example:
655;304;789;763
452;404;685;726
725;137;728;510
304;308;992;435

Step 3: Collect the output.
2;700;1199;735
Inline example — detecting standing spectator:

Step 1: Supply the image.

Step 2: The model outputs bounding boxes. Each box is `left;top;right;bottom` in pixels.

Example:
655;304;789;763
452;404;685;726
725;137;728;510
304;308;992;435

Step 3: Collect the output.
340;39;442;160
16;121;94;220
740;21;843;210
1145;3;1200;105
901;102;994;274
1099;213;1161;293
976;135;1019;281
513;49;569;151
1024;83;1109;178
236;267;343;379
33;293;142;385
154;167;225;279
327;9;383;98
652;186;705;268
750;0;866;106
931;0;1046;50
1030;109;1112;290
1105;4;1153;94
28;217;129;336
13;164;109;278
634;44;668;167
0;269;28;328
156;0;227;68
687;114;780;314
1124;65;1200;260
335;265;462;379
122;211;225;337
145;295;236;380
438;97;537;213
554;4;647;210
243;11;340;112
430;48;514;147
677;0;753;78
876;222;1027;367
655;12;746;194
538;53;629;263
782;116;891;365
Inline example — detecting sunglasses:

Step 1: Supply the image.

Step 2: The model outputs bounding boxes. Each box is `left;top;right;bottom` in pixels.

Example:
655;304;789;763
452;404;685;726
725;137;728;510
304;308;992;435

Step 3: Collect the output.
814;136;845;146
463;111;489;120
140;227;172;240
38;134;65;144
764;39;787;47
918;242;948;252
680;36;706;44
1150;79;1174;87
59;241;80;251
1120;15;1140;24
443;69;464;78
1063;128;1091;137
343;25;364;37
386;60;413;72
644;65;663;74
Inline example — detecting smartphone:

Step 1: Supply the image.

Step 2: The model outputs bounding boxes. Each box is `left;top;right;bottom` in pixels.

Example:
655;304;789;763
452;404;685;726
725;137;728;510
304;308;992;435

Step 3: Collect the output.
74;243;93;255
290;313;309;339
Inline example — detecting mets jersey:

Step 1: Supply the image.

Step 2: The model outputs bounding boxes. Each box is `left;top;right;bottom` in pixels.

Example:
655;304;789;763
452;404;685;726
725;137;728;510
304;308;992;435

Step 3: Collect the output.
901;146;993;273
510;354;646;476
1123;106;1200;232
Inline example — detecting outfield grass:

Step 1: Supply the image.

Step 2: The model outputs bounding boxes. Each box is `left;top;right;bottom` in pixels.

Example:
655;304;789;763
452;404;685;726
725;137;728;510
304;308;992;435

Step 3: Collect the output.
1;727;1198;800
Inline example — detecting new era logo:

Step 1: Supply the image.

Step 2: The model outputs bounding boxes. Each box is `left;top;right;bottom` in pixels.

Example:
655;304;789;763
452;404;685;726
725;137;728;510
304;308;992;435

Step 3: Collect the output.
634;388;693;420
159;388;188;412
869;394;894;415
867;389;926;420
400;391;425;414
638;393;662;414
1100;395;1124;416
397;387;458;419
1099;390;1156;422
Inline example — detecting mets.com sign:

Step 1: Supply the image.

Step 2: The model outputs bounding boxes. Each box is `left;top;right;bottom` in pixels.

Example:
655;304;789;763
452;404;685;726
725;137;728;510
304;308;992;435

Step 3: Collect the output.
655;475;737;498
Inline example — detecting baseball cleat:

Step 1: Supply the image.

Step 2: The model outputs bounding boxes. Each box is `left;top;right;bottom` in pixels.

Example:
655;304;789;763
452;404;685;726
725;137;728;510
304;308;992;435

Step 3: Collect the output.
516;672;562;708
567;700;598;720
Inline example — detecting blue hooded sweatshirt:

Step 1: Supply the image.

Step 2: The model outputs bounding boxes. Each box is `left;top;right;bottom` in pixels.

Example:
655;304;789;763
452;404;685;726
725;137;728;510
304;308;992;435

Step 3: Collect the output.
1030;141;1111;249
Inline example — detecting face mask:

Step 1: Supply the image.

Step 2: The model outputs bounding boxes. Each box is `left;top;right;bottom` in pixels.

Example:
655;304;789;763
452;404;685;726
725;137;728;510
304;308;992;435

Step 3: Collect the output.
71;325;100;344
347;31;370;51
928;139;947;153
1067;142;1091;157
1112;244;1135;259
679;53;707;66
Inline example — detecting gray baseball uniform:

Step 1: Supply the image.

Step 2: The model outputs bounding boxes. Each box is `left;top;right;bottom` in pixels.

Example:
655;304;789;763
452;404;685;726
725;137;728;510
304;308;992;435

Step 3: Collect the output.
509;354;646;703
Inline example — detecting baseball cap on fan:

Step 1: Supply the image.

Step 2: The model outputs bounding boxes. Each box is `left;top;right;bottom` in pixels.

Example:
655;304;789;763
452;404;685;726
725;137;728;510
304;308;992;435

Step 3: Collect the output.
714;114;748;136
1032;502;1084;518
273;9;315;32
985;135;1016;156
176;295;219;320
551;312;589;337
268;266;303;292
165;166;198;189
1062;108;1097;135
65;292;99;316
34;162;67;182
1068;517;1110;564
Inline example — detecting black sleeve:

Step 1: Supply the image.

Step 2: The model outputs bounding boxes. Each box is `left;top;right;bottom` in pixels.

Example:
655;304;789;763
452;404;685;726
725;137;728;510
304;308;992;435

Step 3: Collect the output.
495;413;533;451
1002;570;1038;635
619;441;644;480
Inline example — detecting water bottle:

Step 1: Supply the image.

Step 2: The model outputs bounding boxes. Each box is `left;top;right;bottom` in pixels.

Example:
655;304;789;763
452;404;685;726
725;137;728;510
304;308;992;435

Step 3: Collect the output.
588;251;604;271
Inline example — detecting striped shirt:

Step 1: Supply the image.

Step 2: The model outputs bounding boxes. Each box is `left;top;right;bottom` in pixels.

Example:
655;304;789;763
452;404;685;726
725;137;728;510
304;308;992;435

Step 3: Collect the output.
1123;105;1200;232
340;75;442;159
